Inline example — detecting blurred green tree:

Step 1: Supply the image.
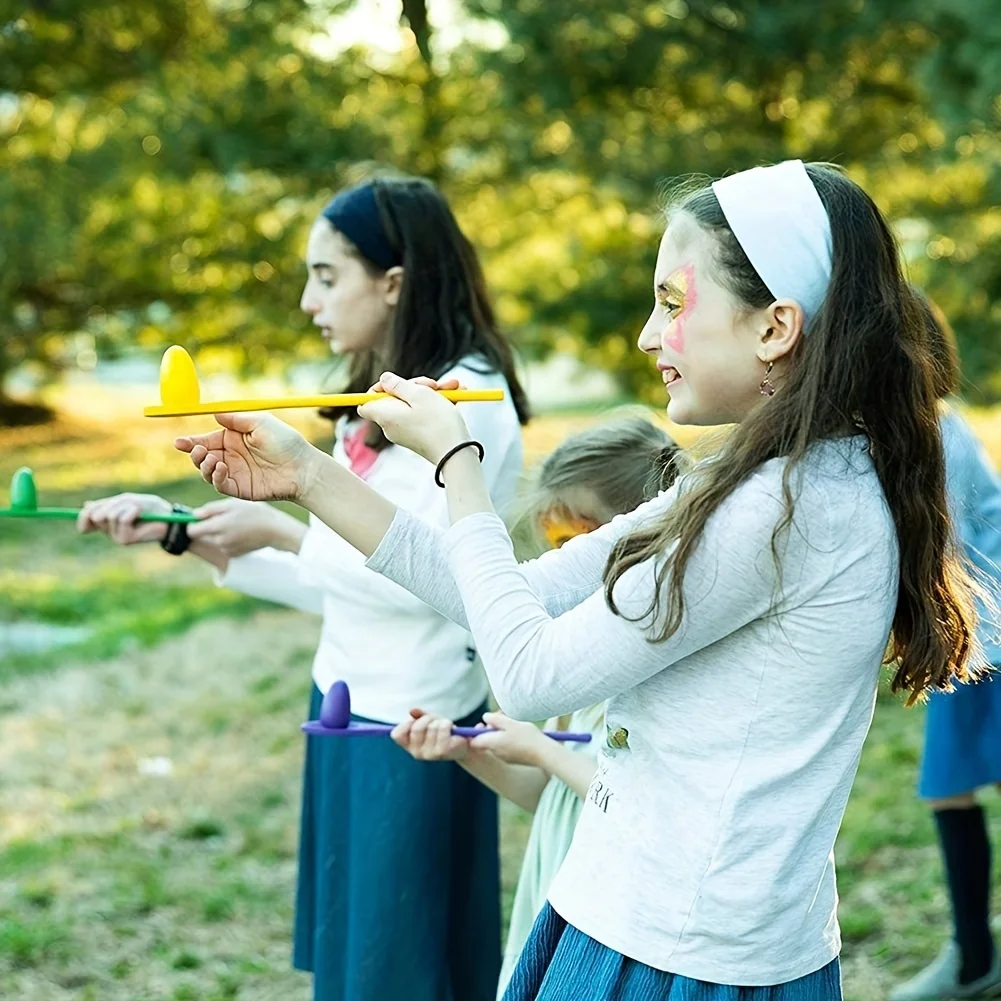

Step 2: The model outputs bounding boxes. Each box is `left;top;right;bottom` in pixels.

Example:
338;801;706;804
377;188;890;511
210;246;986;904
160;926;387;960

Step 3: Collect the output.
1;0;998;419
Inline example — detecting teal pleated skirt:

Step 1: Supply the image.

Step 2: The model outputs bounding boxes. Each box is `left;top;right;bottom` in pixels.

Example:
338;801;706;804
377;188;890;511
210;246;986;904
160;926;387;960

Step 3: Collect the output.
503;904;842;1001
293;685;501;1001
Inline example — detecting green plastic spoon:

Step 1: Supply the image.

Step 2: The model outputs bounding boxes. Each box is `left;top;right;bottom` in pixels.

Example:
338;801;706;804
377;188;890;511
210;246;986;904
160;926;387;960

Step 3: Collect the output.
0;468;198;523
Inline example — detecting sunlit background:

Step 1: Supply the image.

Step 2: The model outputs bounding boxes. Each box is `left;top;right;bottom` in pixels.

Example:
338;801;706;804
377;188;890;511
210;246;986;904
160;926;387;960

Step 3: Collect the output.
1;3;999;999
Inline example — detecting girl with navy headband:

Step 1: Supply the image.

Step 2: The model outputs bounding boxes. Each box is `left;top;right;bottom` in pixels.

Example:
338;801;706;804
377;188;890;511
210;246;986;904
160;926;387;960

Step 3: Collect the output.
81;175;529;1001
176;161;982;1000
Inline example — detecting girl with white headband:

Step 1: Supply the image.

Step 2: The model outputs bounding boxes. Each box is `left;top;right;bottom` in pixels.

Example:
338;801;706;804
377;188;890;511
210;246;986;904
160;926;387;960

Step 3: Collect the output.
173;161;982;1000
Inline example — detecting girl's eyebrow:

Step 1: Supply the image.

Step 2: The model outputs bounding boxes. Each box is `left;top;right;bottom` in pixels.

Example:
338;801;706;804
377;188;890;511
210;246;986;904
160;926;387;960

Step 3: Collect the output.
310;262;333;272
656;278;685;296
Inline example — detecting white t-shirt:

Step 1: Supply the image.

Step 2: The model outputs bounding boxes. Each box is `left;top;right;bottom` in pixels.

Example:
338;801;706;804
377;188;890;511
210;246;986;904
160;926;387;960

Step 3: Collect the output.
218;357;523;722
366;437;898;984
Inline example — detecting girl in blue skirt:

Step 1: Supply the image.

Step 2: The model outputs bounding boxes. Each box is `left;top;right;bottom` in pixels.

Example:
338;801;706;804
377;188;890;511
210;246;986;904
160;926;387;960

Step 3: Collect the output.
890;296;1001;1001
80;176;530;1001
176;162;983;1001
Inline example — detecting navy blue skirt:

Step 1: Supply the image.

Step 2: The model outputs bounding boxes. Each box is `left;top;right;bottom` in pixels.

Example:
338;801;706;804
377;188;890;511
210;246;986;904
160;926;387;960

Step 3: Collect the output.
293;685;501;1001
503;904;842;1001
920;669;1001;799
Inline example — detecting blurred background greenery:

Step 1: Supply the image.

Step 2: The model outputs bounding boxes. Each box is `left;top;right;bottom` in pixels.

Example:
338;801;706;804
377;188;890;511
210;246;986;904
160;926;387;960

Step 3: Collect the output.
1;0;999;417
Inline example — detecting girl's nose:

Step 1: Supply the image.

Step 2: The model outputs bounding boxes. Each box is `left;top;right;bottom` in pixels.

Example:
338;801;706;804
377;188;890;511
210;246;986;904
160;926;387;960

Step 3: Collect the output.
637;312;663;355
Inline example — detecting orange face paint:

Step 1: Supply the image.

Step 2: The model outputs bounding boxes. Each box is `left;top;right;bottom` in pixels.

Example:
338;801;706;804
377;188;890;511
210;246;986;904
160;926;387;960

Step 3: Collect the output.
661;262;697;355
539;509;600;550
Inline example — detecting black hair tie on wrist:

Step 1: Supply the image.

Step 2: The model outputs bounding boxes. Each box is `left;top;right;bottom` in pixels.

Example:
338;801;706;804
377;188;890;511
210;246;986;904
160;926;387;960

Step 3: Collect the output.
434;440;485;488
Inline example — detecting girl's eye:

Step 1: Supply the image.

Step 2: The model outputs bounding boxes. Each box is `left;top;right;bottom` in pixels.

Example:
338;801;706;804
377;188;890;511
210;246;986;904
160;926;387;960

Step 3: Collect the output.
319;278;334;289
658;296;682;316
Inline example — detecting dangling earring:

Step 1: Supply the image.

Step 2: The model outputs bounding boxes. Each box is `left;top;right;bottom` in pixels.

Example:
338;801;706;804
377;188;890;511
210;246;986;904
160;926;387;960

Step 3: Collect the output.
759;360;776;397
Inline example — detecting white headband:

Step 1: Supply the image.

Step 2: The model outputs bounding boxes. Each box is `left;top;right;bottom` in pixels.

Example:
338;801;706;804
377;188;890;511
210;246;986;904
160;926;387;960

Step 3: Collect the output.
711;160;832;328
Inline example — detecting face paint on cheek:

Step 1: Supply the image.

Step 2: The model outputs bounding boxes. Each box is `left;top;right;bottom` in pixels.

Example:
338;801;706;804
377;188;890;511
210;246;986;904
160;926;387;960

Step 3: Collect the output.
662;263;698;355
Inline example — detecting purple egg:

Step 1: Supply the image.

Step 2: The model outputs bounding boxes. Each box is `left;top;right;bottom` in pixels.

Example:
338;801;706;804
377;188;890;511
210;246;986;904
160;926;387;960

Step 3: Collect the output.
320;680;351;729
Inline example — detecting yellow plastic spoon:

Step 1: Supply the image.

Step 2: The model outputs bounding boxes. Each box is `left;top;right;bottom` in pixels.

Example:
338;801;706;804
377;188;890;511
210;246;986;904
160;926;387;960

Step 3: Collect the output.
143;346;505;418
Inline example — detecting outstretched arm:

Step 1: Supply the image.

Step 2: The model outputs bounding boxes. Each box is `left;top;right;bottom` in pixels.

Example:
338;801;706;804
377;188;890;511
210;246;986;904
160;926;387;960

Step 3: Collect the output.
175;398;671;625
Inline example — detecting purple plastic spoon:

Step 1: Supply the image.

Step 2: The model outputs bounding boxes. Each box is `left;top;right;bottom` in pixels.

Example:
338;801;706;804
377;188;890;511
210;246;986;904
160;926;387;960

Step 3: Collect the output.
301;680;592;743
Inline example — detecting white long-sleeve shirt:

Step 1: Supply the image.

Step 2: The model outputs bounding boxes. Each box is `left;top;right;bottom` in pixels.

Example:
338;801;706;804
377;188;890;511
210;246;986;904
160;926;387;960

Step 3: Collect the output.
366;436;898;984
219;357;523;722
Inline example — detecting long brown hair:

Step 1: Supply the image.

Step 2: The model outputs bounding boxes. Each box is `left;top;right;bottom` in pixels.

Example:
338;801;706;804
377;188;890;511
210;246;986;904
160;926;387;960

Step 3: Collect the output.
605;163;978;704
320;176;530;448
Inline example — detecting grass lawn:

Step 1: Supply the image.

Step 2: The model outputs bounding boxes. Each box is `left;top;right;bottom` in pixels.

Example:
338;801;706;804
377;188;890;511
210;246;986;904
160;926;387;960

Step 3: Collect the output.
2;395;1000;1000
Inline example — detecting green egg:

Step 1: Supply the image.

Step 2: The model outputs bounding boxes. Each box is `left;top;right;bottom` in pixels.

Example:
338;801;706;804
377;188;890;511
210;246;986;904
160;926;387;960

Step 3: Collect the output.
10;467;38;511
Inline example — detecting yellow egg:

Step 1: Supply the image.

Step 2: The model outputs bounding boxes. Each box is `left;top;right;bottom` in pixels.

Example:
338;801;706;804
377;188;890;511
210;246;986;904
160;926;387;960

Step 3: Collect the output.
159;346;200;408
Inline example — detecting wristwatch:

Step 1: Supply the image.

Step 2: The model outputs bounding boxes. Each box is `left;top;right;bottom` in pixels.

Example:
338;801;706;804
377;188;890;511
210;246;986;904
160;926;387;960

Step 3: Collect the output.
159;504;194;556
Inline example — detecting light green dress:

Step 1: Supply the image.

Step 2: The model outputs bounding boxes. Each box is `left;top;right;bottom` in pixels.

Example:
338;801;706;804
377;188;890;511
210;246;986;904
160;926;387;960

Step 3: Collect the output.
497;703;606;999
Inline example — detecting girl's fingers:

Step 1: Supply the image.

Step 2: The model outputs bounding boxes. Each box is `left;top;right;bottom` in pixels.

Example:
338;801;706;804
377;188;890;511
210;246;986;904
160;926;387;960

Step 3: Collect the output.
175;428;226;453
469;730;500;748
436;718;467;758
185;519;218;540
410;712;435;738
212;462;239;498
193;499;233;518
405;712;431;749
76;506;92;533
213;412;258;434
390;718;415;746
198;454;218;483
114;503;141;527
429;717;452;753
481;711;513;729
185;523;218;542
409;713;441;758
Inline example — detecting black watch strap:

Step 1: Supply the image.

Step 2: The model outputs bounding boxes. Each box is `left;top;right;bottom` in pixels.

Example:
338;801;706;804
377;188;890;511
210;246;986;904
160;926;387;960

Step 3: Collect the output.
160;504;194;556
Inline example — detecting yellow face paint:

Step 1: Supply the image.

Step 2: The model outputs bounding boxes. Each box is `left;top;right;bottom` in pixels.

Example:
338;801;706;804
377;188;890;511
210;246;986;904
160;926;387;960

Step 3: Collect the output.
539;509;600;550
660;262;697;355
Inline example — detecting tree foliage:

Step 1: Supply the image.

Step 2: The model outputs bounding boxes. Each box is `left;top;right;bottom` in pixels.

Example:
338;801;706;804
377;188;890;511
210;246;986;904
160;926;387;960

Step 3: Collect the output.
1;0;998;416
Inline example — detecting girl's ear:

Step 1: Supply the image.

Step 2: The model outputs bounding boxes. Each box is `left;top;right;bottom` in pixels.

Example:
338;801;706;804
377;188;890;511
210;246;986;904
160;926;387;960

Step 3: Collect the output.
755;297;805;364
383;266;404;308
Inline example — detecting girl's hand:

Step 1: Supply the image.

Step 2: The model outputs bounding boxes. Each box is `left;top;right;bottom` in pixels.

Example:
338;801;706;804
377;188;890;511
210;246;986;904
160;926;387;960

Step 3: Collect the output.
391;708;472;762
174;413;321;503
357;372;469;465
468;712;552;767
77;493;173;545
186;498;295;558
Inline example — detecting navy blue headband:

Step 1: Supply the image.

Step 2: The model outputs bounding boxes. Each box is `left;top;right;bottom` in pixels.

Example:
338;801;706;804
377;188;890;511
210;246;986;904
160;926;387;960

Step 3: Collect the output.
321;183;401;270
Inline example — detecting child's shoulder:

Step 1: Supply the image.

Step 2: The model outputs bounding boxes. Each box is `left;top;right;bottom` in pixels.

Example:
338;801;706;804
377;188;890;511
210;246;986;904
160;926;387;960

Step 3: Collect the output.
939;404;987;469
440;355;504;388
442;356;522;440
718;437;888;542
750;436;877;496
